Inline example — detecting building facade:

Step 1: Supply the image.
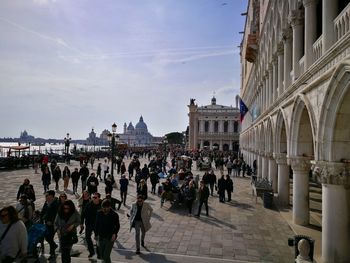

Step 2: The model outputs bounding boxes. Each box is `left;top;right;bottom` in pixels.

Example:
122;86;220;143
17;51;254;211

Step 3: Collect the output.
188;97;240;151
240;1;350;262
119;116;156;146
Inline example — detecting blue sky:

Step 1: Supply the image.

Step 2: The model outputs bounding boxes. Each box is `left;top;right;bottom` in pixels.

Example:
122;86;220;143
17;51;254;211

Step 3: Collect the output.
0;0;246;139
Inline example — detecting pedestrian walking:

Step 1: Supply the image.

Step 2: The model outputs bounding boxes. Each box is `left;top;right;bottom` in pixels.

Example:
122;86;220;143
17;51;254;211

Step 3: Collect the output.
102;159;109;181
62;166;71;191
41;190;59;259
104;174;115;195
137;179;148;200
184;180;196;215
16;178;36;205
95;199;120;263
119;174;129;205
120;162;126;175
80;192;102;259
0;206;28;263
129;195;153;254
79;164;89;193
195;180;210;217
86;173;99;196
41;166;51;193
225;174;233;202
97;163;102;181
52;165;62;191
208;170;217;196
71;168;80;194
149;169;159;194
16;194;33;229
217;174;226;203
55;200;80;263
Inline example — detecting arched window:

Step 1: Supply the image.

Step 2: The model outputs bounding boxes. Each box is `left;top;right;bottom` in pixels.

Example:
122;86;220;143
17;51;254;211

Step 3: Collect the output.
234;121;239;133
214;121;219;133
224;121;228;133
204;121;209;132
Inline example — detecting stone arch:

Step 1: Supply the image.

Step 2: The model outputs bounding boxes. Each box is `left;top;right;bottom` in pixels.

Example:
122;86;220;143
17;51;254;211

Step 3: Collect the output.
275;109;289;154
289;95;316;158
318;60;350;162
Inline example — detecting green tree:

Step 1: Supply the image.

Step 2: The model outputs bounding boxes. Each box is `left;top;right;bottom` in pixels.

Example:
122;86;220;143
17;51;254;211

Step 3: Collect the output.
165;132;184;145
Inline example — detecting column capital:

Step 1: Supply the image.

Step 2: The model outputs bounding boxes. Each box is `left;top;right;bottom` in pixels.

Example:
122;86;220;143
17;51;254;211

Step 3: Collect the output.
274;153;287;165
282;28;292;41
288;156;312;171
313;161;350;187
288;9;304;27
303;0;317;8
272;54;278;64
268;63;273;71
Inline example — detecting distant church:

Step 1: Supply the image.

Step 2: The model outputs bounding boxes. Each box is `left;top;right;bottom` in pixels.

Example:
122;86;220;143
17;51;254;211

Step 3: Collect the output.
119;116;155;146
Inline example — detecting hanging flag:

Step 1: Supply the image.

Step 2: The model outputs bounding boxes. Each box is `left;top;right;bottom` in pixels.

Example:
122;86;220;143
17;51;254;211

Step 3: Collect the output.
239;97;249;122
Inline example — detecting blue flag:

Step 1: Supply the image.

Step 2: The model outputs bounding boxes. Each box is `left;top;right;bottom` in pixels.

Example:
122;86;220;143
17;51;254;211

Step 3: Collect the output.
239;98;249;122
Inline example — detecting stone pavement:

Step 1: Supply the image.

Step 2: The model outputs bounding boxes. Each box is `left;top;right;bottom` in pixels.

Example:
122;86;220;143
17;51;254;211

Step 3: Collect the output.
0;158;295;262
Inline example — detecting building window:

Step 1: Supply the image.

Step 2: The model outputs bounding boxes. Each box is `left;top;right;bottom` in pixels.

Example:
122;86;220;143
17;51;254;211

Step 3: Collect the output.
234;121;239;133
205;121;209;132
224;121;228;133
214;121;219;133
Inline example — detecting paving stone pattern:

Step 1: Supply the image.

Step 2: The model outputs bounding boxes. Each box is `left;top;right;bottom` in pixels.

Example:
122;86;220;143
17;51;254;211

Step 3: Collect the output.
0;158;295;262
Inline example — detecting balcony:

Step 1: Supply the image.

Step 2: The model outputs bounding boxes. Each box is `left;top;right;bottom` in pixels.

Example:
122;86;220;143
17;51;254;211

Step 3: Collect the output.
198;132;239;139
245;33;259;63
334;2;350;41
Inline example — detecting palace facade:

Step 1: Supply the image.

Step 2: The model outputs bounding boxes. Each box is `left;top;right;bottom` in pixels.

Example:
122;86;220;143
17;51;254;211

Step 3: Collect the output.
187;96;240;151
240;0;350;262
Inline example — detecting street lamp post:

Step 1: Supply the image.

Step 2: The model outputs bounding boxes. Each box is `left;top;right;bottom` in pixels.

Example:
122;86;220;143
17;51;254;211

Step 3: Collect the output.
64;133;71;164
107;123;119;178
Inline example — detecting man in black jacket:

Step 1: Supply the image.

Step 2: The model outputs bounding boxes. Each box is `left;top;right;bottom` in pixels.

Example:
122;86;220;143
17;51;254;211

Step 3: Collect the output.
71;168;80;194
41;190;59;259
195;180;210;217
81;192;102;258
80;164;90;192
95;199;120;263
86;173;99;195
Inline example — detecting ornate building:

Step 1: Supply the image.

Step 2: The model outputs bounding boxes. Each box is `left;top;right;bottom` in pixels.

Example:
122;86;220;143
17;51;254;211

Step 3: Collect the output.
187;96;240;151
119;116;155;146
239;1;350;262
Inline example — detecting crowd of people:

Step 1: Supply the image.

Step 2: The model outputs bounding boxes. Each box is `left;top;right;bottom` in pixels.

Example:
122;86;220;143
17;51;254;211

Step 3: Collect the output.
0;148;251;263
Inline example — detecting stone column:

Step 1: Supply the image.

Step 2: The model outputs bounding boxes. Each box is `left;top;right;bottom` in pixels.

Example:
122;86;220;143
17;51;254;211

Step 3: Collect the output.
282;28;292;90
303;0;317;68
289;156;311;226
257;153;262;178
200;140;204;149
272;56;278;102
289;9;304;80
322;0;338;53
193;117;198;150
312;162;350;263
269;155;278;192
268;65;273;105
275;153;290;206
277;43;284;96
262;154;269;179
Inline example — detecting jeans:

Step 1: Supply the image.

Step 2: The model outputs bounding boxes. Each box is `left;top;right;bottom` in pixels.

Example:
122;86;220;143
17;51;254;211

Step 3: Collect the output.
134;220;145;251
72;181;78;193
120;191;127;205
98;237;114;263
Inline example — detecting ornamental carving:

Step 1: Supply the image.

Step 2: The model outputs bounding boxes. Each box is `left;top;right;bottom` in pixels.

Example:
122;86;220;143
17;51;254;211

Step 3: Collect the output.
313;162;350;187
288;156;312;171
273;153;287;165
288;10;304;27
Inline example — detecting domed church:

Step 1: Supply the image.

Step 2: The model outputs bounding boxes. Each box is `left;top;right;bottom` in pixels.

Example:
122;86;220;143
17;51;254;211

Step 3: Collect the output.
119;116;155;146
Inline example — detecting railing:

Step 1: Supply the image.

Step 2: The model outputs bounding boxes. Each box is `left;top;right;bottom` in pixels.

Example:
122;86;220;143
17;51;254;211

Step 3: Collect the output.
313;35;323;61
334;2;350;41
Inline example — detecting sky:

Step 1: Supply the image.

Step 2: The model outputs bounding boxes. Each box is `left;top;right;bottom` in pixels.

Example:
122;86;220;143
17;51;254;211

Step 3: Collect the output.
0;0;247;140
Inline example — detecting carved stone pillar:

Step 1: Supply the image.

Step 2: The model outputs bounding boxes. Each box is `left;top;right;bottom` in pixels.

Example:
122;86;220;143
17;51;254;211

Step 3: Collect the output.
282;28;292;90
275;153;289;206
289;9;304;80
268;154;278;193
303;0;318;68
277;42;284;96
313;161;350;263
289;156;311;226
257;153;262;178
272;56;278;103
262;153;269;179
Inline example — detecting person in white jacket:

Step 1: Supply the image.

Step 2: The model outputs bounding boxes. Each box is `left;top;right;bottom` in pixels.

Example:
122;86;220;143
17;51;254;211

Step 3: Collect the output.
0;206;28;263
129;195;153;254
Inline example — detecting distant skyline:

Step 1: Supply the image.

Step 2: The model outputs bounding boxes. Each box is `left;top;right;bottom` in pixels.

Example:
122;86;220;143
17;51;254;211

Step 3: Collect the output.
0;0;246;139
